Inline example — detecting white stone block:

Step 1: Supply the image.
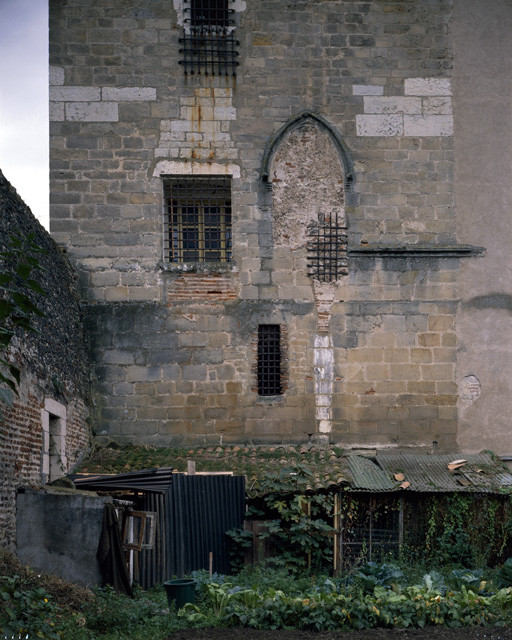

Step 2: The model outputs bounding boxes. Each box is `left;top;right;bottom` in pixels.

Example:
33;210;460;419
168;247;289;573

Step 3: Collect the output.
212;97;233;107
404;77;451;96
422;97;452;115
49;66;65;86
353;84;384;96
318;420;332;433
315;380;332;395
196;120;221;134
50;102;65;121
195;87;214;98
102;87;157;101
181;106;214;121
213;106;237;120
211;88;232;97
50;86;100;101
364;96;421;115
154;148;172;157
153;160;241;178
316;406;331;420
44;398;67;418
356;114;403;136
403;115;454;136
169;120;190;132
66;102;119;122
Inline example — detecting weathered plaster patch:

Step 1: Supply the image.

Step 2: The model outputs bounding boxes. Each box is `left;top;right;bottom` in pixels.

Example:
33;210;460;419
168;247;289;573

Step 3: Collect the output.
459;375;481;407
270;122;346;249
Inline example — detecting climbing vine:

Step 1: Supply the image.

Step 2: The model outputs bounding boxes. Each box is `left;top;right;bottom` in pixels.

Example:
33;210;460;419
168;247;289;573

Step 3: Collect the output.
229;464;335;574
406;494;512;567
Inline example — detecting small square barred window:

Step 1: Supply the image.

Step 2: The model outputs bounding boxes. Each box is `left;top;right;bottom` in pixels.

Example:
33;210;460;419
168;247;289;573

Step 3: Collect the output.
179;0;239;76
163;176;232;263
257;325;283;396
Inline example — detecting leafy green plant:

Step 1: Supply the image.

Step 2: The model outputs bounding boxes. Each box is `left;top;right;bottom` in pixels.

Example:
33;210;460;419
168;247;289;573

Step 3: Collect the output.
422;570;447;594
497;558;512;588
448;568;486;592
0;575;61;639
352;561;405;593
249;464;335;573
226;527;254;572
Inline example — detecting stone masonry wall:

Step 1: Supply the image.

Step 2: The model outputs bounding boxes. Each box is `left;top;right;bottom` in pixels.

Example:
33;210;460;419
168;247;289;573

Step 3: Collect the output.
50;0;464;451
0;171;90;549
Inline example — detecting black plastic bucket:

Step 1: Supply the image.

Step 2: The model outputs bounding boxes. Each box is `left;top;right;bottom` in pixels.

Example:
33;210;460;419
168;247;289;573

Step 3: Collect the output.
163;578;196;609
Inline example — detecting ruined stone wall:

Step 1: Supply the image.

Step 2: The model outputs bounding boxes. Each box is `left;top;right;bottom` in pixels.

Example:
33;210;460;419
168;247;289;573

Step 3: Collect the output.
49;0;475;451
0;171;90;549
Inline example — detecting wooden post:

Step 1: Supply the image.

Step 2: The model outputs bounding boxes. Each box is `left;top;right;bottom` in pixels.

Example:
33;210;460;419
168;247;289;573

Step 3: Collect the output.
333;493;339;575
399;495;404;553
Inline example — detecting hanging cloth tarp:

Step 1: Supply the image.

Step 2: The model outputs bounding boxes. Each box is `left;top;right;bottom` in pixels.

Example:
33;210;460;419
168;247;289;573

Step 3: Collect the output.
97;503;133;597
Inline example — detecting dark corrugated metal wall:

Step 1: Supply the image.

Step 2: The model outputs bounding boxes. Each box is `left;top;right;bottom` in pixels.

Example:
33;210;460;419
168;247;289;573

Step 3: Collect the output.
139;474;245;588
139;492;167;589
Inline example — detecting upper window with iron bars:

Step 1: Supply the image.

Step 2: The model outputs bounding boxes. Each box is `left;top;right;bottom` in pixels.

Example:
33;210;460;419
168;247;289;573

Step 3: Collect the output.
163;176;232;264
179;0;239;76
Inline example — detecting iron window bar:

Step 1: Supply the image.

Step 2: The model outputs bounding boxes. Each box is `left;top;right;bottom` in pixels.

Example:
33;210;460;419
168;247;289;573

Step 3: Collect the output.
179;0;239;76
163;176;232;264
257;325;282;396
307;212;348;282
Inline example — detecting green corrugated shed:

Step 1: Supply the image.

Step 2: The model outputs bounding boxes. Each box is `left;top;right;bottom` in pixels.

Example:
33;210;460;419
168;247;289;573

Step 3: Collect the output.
374;452;512;493
345;454;395;491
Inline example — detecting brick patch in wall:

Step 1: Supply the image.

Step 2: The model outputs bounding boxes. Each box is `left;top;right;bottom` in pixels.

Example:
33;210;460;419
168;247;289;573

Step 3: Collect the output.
0;393;89;550
355;77;453;137
167;273;239;303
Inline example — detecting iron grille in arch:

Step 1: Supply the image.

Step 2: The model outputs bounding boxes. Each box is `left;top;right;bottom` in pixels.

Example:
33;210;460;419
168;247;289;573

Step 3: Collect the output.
306;213;348;282
257;325;282;396
179;0;239;76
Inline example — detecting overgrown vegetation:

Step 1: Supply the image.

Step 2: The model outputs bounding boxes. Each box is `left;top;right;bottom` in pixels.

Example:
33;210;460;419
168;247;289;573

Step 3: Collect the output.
5;457;512;638
235;464;336;573
0;232;46;412
5;552;512;639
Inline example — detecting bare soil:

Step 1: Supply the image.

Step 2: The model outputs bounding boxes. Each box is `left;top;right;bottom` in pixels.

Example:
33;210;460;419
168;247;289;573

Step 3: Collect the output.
168;626;511;640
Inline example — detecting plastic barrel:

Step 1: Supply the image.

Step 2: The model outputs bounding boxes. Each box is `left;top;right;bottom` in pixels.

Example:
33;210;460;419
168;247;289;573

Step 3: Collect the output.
163;579;196;609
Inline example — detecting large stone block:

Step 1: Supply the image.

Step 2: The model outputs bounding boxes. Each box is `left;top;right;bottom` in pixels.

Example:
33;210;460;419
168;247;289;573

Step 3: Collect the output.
356;114;403;136
66;102;119;122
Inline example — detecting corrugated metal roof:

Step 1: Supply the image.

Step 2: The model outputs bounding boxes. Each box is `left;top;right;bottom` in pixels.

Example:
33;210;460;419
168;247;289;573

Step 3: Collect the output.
346;454;395;491
374;452;512;493
75;445;512;497
72;467;175;493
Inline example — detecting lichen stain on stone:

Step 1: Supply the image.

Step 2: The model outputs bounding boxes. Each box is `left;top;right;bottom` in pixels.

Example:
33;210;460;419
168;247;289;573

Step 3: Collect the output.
270;122;345;249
